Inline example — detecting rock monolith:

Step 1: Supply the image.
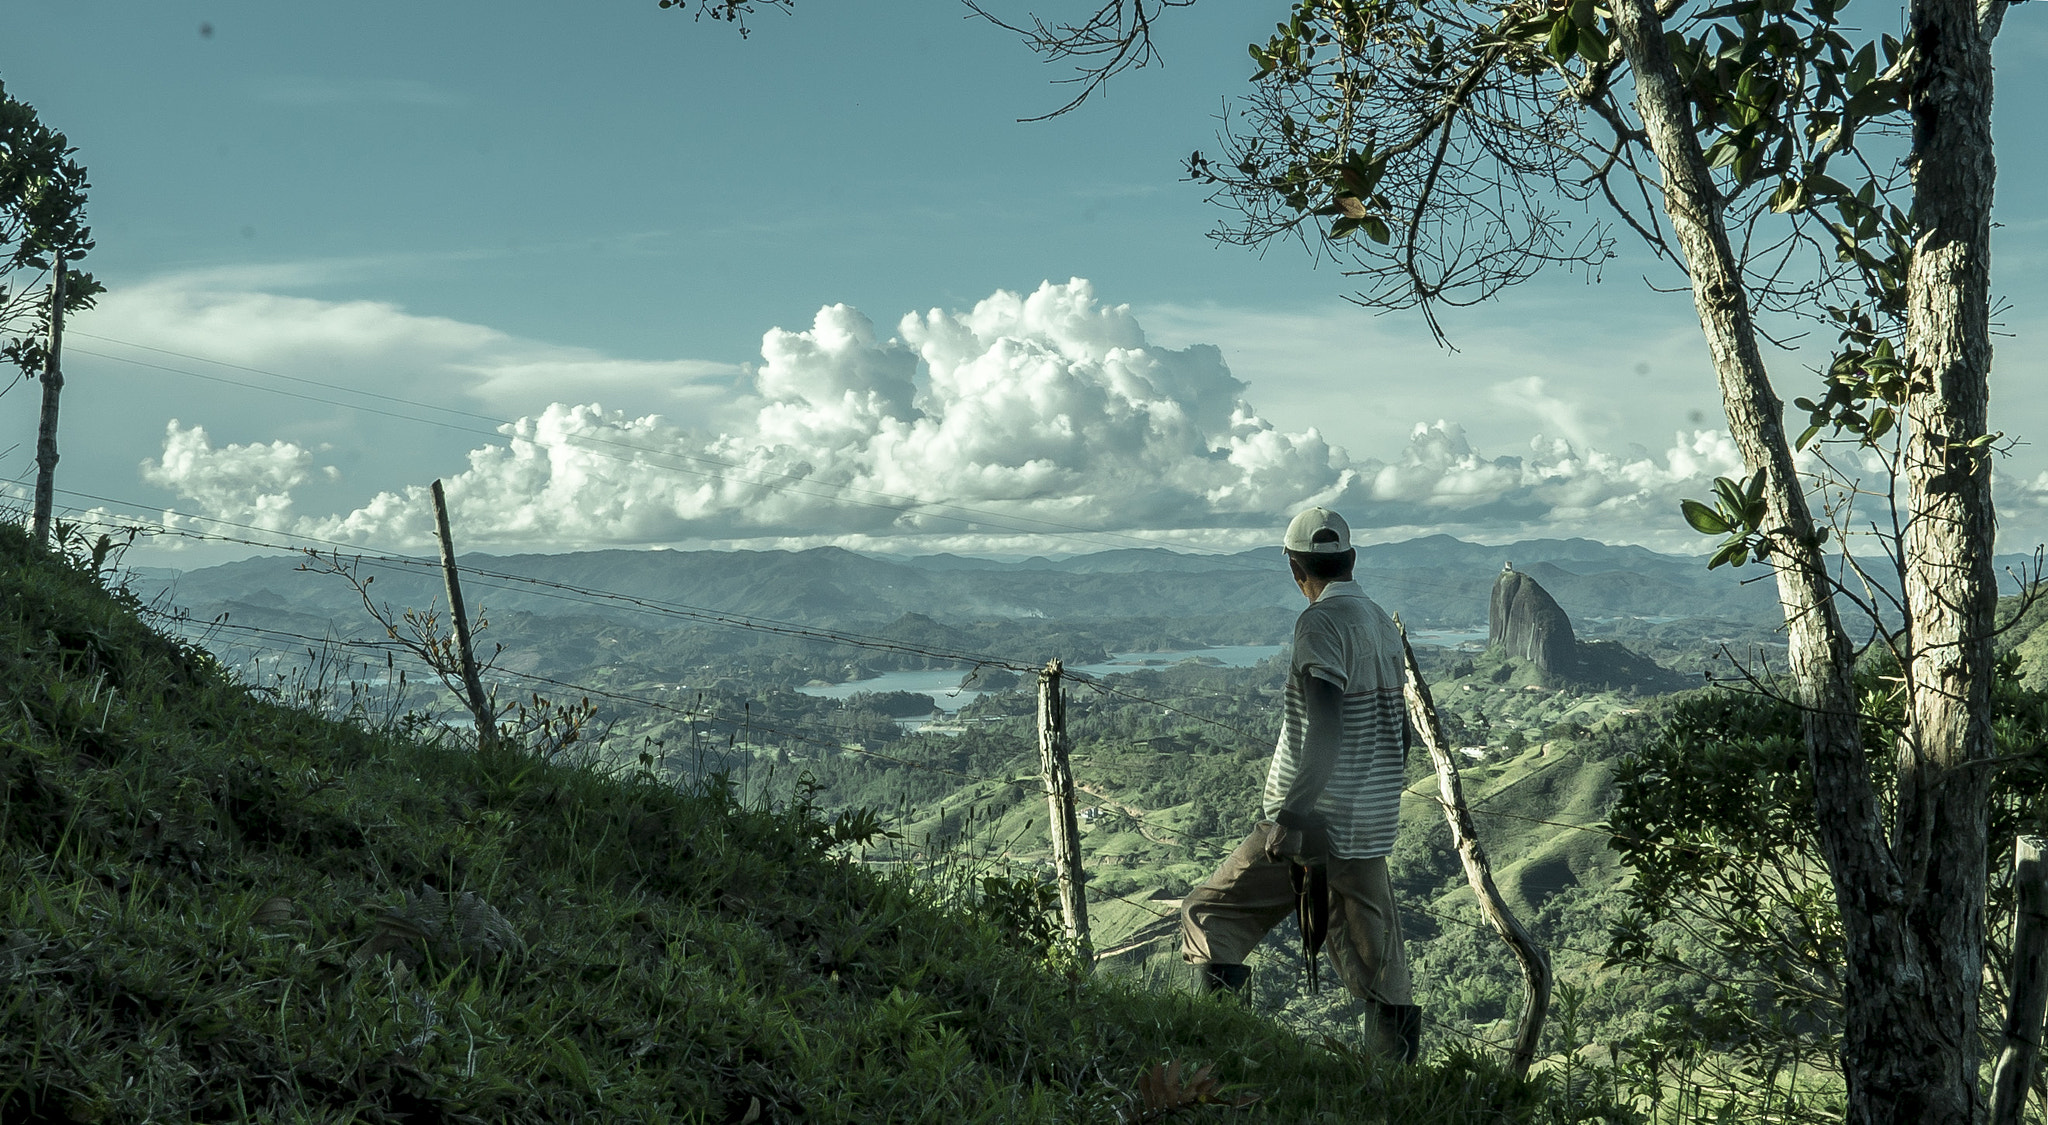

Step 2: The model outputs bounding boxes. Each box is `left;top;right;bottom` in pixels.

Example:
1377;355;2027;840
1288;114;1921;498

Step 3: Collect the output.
1488;566;1577;675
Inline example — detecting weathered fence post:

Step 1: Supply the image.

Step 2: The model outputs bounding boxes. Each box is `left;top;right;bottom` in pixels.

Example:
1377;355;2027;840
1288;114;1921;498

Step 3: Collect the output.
30;253;67;545
1993;836;2048;1125
430;479;496;749
1397;621;1550;1079
1037;658;1092;967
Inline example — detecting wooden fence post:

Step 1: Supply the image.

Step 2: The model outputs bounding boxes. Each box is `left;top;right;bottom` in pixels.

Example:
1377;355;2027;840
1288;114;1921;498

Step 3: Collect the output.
30;253;67;545
430;479;496;749
1038;658;1092;967
1397;621;1550;1079
1993;836;2048;1125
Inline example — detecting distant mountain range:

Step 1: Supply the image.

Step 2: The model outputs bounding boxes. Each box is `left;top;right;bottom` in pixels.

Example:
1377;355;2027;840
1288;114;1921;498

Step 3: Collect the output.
134;534;1791;639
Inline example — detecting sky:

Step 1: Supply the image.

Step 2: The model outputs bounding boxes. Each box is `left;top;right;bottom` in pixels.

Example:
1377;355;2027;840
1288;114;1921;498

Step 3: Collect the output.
3;2;2046;565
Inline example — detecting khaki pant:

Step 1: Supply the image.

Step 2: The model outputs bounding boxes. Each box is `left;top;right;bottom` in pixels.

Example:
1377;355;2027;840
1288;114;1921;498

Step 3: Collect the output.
1180;823;1411;1006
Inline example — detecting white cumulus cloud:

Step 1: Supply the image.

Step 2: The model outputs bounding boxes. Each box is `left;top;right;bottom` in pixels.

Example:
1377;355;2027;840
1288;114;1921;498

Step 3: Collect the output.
139;421;319;531
1338;422;1748;546
114;278;1785;555
282;281;1366;549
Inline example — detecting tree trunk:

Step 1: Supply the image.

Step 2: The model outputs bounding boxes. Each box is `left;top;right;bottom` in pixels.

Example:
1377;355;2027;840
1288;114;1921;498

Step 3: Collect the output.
1611;0;1993;1120
1891;0;2001;1118
31;255;66;546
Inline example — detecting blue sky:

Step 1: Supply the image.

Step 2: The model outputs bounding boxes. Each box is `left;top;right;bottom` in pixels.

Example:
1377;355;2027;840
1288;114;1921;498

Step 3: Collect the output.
3;1;2045;562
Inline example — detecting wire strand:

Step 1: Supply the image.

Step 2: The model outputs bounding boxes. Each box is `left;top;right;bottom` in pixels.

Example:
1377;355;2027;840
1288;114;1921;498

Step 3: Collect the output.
153;610;1201;837
59;503;1806;880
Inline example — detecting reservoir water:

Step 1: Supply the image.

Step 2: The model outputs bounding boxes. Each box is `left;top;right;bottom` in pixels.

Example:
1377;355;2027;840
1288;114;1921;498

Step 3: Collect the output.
794;644;1283;711
794;627;1486;712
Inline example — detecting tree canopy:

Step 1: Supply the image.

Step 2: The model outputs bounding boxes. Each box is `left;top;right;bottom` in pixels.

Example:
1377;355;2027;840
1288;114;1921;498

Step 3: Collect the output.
0;79;99;384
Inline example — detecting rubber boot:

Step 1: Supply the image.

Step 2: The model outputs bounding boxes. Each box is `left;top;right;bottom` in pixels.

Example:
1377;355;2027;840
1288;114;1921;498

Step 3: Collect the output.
1197;962;1250;996
1365;1002;1423;1064
1390;1003;1422;1064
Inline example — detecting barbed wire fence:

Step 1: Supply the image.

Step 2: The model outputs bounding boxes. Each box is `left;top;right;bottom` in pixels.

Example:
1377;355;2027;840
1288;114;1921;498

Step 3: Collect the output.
24;474;1717;1065
66;507;1783;859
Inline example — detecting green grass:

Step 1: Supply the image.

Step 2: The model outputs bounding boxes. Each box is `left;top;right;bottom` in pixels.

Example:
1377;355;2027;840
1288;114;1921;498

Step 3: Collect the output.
0;522;1589;1124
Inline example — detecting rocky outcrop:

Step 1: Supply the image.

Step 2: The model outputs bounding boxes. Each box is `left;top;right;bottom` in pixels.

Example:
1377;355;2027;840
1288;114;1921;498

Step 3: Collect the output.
1489;567;1578;674
1478;565;1693;692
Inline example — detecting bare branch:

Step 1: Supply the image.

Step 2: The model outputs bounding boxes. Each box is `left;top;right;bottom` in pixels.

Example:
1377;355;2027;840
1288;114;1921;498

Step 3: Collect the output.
1183;2;1619;334
965;0;1197;120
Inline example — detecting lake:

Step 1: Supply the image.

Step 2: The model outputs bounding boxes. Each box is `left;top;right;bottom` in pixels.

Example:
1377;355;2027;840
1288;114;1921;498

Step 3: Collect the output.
1408;627;1489;648
796;644;1285;712
796;625;1490;716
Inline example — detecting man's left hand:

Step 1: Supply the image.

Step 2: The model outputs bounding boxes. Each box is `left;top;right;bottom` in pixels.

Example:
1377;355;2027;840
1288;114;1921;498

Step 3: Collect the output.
1263;822;1305;862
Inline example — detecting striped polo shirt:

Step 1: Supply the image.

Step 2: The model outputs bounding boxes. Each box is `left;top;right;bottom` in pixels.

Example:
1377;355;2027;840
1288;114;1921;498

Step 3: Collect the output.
1261;580;1409;859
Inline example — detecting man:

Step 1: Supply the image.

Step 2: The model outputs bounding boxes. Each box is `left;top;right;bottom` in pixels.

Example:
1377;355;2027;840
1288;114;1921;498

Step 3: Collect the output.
1179;506;1421;1062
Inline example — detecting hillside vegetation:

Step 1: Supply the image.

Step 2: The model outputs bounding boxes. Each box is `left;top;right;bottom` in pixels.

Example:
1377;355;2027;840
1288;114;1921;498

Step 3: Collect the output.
0;522;1590;1123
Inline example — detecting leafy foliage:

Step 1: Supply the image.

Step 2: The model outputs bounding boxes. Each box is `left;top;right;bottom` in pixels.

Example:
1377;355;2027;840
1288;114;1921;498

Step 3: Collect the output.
1603;662;2048;1114
1675;470;1807;570
0;80;101;380
1180;0;1939;512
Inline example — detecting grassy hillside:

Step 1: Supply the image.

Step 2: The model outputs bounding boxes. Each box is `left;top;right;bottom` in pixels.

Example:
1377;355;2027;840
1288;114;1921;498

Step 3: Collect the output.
0;522;1590;1124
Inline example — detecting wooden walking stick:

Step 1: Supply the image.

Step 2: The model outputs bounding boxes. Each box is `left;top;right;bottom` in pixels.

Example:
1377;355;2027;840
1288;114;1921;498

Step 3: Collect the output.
1398;619;1551;1078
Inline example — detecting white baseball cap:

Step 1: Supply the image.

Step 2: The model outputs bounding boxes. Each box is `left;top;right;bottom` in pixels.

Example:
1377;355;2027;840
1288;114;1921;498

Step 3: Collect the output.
1284;507;1351;553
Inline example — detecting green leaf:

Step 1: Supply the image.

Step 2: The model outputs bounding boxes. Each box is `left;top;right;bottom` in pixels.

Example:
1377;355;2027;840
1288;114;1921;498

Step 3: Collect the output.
1714;477;1749;522
1362;215;1392;243
1808;173;1852;199
1577;25;1610;63
1796;423;1823;450
1682;499;1733;535
1709;538;1751;569
1548;15;1578;61
1339;152;1385;197
1742;468;1767;513
1849;41;1876;91
1732;144;1760;182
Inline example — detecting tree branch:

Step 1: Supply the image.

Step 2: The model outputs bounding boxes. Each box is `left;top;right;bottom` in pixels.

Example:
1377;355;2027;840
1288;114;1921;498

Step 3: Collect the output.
965;0;1196;120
